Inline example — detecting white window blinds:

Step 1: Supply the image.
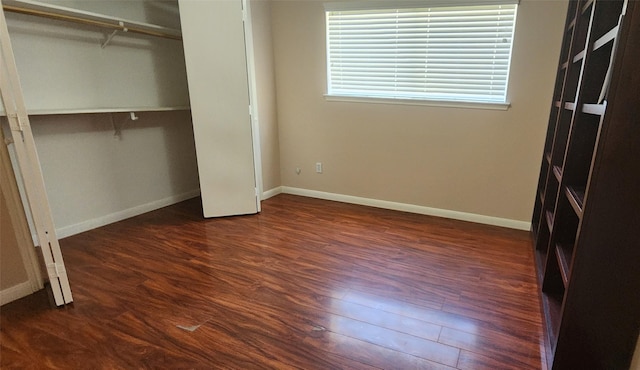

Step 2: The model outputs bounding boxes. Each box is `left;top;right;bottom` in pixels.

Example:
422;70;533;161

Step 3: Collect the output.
326;3;518;104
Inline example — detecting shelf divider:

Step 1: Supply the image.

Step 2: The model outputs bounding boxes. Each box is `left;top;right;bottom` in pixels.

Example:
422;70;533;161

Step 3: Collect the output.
546;210;554;231
553;165;563;182
555;243;573;288
573;50;586;63
565;186;586;218
542;292;563;348
581;0;595;14
593;26;619;51
582;103;606;116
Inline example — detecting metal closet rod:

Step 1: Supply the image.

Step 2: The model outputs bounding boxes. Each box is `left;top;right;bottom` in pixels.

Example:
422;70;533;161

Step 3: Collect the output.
2;2;182;40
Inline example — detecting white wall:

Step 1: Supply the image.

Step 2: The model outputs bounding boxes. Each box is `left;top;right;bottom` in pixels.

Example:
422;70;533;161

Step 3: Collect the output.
251;0;281;194
271;0;568;224
25;111;199;238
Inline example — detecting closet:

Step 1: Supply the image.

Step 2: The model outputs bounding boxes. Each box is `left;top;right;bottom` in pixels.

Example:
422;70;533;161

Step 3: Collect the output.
0;0;191;305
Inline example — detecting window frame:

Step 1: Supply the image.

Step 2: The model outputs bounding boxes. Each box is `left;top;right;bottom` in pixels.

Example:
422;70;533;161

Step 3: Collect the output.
324;0;519;110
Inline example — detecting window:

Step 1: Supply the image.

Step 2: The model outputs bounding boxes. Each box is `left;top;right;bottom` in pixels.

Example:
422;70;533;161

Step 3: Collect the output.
325;1;518;107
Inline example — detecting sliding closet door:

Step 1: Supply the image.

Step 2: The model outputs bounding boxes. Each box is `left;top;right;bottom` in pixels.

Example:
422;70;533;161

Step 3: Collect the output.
179;0;258;217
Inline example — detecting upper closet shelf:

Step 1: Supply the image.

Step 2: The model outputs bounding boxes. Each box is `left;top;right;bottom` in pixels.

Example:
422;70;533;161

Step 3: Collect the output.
2;0;182;41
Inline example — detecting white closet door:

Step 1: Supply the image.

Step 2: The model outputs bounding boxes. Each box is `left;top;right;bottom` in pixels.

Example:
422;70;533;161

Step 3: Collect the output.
179;0;258;217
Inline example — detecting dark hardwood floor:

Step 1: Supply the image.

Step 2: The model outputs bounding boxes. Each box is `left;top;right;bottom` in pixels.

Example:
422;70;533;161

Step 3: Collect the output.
1;194;545;369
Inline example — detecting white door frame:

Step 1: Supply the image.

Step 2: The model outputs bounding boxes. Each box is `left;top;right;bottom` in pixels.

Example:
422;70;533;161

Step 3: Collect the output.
242;0;263;207
0;1;72;306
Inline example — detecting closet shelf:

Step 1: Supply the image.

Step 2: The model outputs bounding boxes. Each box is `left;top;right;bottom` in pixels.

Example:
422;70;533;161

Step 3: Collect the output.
0;106;190;117
2;0;182;40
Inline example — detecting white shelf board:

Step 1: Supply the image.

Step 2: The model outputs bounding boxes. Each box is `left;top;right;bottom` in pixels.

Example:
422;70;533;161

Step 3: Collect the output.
1;106;190;116
2;0;182;39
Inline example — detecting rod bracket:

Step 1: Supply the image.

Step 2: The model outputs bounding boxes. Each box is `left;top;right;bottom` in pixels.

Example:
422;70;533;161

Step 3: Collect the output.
101;29;119;49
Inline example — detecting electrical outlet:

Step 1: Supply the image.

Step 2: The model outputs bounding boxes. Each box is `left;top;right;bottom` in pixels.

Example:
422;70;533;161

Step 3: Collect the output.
316;162;323;173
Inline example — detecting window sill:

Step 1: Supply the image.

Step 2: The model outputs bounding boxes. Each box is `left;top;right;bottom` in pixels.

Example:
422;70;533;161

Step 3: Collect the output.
324;94;511;111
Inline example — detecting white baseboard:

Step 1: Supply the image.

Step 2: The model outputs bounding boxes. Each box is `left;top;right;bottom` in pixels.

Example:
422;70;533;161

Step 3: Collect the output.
54;189;201;240
0;280;36;306
262;186;282;200
280;186;531;231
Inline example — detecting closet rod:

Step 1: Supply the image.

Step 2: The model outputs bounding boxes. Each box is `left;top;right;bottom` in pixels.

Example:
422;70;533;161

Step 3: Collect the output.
2;0;182;40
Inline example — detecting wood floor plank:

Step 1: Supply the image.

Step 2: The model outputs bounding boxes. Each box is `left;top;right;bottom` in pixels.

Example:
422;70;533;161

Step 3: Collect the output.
324;298;443;342
0;195;544;369
325;314;460;366
439;327;543;369
457;349;536;370
442;293;541;334
303;330;457;370
341;289;540;344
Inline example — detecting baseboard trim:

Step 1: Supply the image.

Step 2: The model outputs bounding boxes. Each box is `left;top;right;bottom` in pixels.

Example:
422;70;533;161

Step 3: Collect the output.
55;189;201;240
0;280;36;306
280;187;531;231
262;186;282;200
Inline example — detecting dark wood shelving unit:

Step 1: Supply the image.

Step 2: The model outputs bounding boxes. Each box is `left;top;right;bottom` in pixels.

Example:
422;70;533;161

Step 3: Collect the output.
530;0;640;368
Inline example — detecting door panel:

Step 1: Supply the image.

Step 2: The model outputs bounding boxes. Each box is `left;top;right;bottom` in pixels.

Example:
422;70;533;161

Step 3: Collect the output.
179;0;258;217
